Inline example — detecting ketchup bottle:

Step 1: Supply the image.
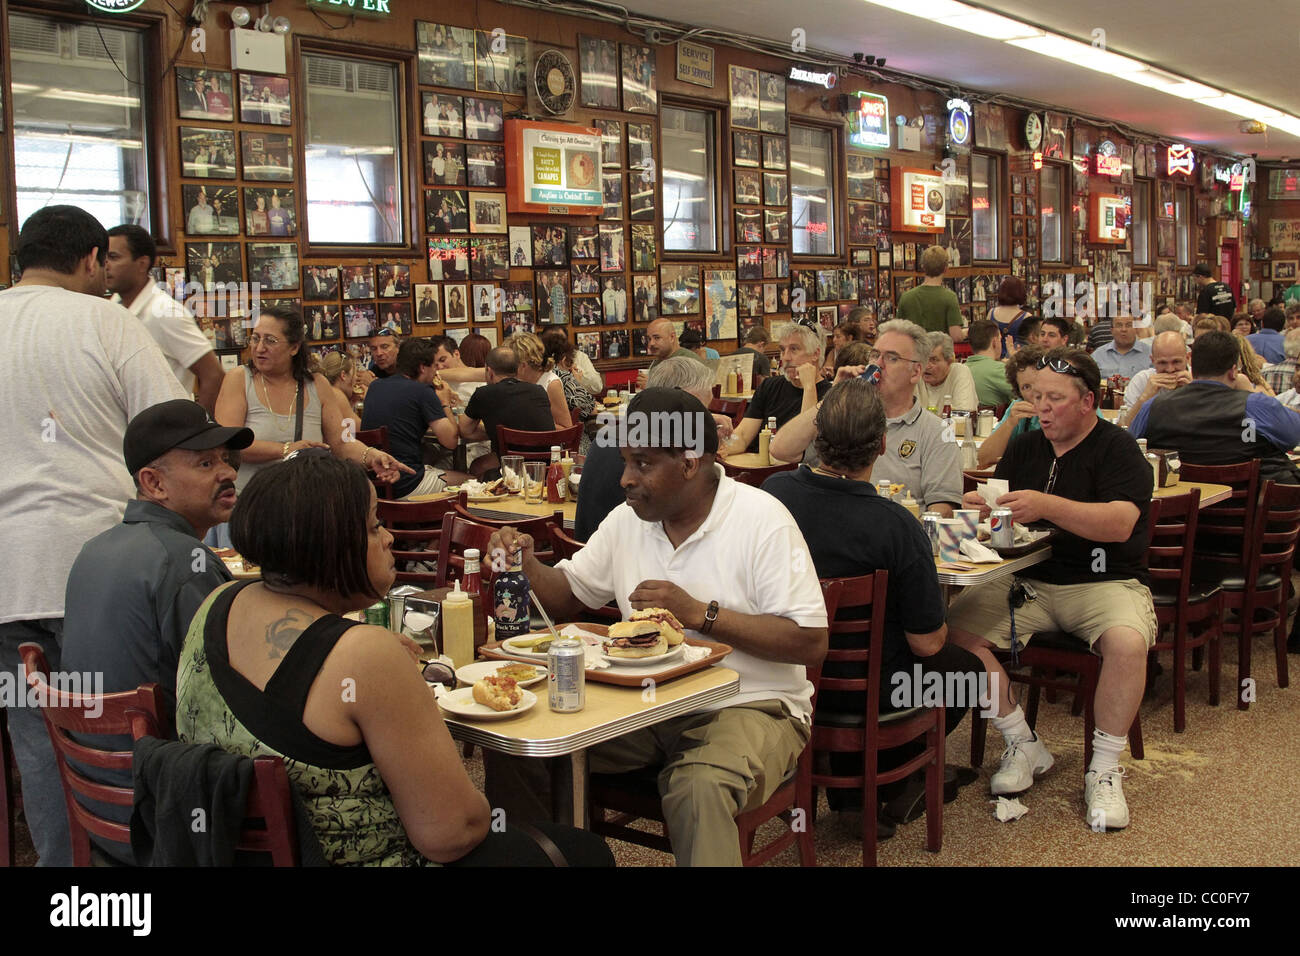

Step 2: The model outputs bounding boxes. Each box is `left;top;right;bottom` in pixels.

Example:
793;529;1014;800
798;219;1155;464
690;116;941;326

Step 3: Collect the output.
546;445;566;503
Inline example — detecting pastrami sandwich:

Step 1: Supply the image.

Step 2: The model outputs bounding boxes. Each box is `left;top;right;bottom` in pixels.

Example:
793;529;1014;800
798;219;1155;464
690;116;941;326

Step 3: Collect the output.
606;620;668;658
629;607;686;646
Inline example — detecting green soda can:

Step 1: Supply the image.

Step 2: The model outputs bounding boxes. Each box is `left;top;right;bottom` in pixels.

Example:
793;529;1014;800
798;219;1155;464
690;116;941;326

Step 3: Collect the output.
364;601;389;628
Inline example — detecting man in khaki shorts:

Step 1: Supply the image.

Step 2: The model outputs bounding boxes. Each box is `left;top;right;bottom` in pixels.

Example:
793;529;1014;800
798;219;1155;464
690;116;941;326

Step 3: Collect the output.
948;348;1156;831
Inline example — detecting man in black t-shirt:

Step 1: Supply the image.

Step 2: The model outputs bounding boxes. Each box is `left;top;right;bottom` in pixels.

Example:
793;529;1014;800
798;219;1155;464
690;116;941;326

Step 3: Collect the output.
461;346;554;474
764;379;983;825
361;338;465;498
1193;263;1236;320
947;348;1155;832
721;323;829;455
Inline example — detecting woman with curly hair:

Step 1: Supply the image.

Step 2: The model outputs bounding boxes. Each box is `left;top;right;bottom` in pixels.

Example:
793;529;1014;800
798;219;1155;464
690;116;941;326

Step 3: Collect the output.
507;331;572;428
1235;334;1276;395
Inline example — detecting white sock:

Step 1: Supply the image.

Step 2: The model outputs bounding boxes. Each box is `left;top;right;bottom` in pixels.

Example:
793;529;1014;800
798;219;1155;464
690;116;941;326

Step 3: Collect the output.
1089;729;1126;775
991;706;1033;744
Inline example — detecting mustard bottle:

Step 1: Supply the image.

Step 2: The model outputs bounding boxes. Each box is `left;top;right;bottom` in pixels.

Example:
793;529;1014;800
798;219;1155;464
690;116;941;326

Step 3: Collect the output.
442;581;475;669
759;416;775;465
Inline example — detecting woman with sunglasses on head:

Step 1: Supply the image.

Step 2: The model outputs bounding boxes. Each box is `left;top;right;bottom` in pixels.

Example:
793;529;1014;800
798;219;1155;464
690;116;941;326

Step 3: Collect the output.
177;455;614;867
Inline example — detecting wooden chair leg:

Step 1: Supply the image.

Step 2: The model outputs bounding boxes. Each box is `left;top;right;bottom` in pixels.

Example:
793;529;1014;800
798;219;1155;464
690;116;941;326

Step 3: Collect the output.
861;749;879;868
1082;678;1097;768
1191;645;1204;672
970;710;987;769
1173;627;1187;734
1276;619;1291;690
1024;681;1041;729
1208;621;1222;707
1237;628;1252;711
925;712;944;854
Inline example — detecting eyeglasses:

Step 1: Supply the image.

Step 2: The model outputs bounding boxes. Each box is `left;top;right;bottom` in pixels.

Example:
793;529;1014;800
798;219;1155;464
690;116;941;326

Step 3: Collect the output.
1035;356;1084;377
248;333;281;347
867;349;921;367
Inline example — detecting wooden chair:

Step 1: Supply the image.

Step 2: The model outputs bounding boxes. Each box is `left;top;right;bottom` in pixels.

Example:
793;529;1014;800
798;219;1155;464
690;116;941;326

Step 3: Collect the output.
1145;489;1222;732
1213;480;1300;705
378;496;459;587
451;492;562;563
1;709;14;867
810;573;944;866
721;459;798;487
435;512;496;589
356;425;390;452
1180;460;1261;568
496;423;583;462
708;397;748;426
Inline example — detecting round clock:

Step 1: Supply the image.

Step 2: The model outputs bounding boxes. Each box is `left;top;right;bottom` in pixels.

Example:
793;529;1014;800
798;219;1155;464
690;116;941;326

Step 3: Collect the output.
533;50;576;115
1025;112;1043;151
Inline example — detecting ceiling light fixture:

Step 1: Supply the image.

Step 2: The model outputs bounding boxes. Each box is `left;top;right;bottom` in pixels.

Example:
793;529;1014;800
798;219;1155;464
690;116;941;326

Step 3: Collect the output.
230;6;251;27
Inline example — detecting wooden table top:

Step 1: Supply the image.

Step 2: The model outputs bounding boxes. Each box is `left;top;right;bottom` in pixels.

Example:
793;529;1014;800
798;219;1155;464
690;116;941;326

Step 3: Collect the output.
439;665;740;756
935;544;1051;586
1154;481;1231;507
723;452;794;468
405;490;579;525
718;392;755;402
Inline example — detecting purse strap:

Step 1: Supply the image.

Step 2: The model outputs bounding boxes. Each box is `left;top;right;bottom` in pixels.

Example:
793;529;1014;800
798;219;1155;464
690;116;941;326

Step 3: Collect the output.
293;380;304;443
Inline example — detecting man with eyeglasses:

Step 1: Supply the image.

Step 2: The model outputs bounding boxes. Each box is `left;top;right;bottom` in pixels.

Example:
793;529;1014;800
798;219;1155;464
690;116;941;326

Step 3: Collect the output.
947;347;1156;831
720;323;830;457
370;329;400;379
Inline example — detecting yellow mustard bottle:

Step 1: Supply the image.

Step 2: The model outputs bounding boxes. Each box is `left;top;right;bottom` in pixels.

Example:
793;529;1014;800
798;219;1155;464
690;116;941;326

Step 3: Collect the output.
758;416;775;465
441;581;475;669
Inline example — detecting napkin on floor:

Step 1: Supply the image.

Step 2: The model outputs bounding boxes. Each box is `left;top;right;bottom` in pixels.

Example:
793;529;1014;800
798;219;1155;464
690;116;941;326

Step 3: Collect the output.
978;479;1009;510
959;538;1004;563
991;797;1029;822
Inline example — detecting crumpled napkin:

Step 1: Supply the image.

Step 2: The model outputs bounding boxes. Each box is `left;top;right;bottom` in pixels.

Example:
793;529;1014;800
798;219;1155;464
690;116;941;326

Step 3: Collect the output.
960;538;1004;563
558;624;613;669
978;479;1009;510
991;796;1029;822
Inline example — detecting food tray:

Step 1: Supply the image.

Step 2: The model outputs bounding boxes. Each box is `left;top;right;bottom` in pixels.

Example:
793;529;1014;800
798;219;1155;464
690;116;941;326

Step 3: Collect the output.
990;528;1055;558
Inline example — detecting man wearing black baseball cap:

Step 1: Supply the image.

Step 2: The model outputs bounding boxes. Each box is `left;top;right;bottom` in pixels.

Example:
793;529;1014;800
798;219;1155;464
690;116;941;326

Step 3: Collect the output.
60;400;252;863
1193;263;1236;321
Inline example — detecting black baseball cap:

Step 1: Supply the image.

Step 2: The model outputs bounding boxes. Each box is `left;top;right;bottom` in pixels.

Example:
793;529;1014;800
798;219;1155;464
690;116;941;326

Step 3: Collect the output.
124;400;253;474
1192;263;1213;278
624;387;719;455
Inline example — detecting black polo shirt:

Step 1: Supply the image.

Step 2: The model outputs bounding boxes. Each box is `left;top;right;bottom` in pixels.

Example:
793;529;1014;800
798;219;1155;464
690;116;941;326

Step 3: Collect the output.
743;374;830;452
762;466;945;684
996;418;1150;585
464;377;554;456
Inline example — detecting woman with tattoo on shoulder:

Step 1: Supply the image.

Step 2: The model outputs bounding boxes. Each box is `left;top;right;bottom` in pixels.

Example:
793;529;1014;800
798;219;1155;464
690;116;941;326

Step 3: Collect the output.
174;454;612;867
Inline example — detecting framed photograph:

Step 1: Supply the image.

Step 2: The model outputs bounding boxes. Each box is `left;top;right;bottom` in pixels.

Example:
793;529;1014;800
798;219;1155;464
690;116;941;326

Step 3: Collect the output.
304;266;340;301
660;265;700;315
1274;260;1299;281
374;302;411;335
239;131;292;182
631;327;650;356
572;261;601;295
471;237;510;280
734;169;762;206
1159;181;1175;219
765;209;790;243
601;173;624;221
759;72;786;133
599;223;626;273
601;329;630;359
472;283;499;321
532;224;568;267
180;127;236;179
425;189;468;234
421;92;464;137
535;271;571;325
633;274;659;323
177;68;234;122
573;299;601;327
238;75;291;126
763;172;788;207
620;43;657;114
703;269;738;340
465;143;505;187
423;140;467;186
305;305;341;342
343;303;378;339
414;284;442;323
416;22;476;90
630;176;655;221
729;65;759;130
579;36;620;110
598;119;623;168
186;242;243;289
502;280;534;313
376;264;411;298
468;191;507;233
627;123;654;172
247;243;299;291
475;30;527;96
1157;220;1176;258
341;265;374;300
182;185;238;235
733;131;760;167
503;315;536;338
598;275;628;324
735;208;763;244
851;247;874;267
444;284;469;323
464;96;505;142
763;135;788;170
763;283;778;314
242;187;296;237
427;238;469;281
734;246;759;282
569;225;599;260
816;305;838;330
630;223;657;272
738;283;762;318
1012;196;1025;217
576;330;602;361
507;226;533;267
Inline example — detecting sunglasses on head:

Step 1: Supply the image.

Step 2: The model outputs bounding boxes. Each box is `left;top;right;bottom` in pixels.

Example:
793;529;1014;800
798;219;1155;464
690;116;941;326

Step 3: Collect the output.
1036;356;1083;377
375;328;395;337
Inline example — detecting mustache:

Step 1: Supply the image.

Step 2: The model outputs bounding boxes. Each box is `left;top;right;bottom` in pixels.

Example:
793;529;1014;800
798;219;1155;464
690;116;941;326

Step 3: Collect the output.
215;482;237;498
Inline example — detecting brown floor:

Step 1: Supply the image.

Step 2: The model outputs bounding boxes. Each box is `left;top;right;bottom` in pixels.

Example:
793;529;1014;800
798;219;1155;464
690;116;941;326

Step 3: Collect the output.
9;633;1298;868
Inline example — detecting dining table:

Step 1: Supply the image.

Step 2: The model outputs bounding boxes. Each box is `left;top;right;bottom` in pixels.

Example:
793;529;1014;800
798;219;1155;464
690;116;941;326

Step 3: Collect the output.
439;665;740;827
406;490;579;528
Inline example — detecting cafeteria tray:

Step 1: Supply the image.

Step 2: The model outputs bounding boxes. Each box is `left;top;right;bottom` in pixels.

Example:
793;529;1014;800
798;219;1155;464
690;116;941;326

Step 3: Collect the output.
990;528;1055;558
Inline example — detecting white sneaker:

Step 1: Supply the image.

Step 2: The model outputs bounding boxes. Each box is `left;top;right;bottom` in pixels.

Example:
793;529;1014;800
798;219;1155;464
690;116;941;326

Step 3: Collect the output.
990;734;1055;795
1084;768;1130;831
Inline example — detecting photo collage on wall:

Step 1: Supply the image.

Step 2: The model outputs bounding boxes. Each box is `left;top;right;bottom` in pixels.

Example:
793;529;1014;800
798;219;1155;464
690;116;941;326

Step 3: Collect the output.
846;150;892;322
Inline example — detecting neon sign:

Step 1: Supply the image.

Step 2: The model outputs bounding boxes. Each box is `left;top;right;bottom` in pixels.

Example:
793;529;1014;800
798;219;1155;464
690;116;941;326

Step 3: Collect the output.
849;91;890;150
788;66;836;89
1094;140;1121;176
947;97;971;147
1167;143;1195;176
85;0;146;10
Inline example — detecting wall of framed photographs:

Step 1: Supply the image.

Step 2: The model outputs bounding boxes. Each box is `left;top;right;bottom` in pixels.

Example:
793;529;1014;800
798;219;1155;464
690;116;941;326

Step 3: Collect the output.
0;0;1250;346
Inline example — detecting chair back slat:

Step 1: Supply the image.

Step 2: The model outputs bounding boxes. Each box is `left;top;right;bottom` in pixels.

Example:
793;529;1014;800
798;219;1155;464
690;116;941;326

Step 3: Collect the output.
379;497;459;585
1145;491;1198;600
720;460;798;487
546;519;586;560
436;512;496;589
812;572;888;737
1180;461;1260;566
1256;481;1300;569
496;423;583;462
356;426;390;452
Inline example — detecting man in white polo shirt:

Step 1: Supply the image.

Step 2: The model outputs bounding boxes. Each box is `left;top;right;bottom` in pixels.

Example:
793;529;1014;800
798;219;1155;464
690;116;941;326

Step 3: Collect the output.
484;388;828;866
106;225;224;412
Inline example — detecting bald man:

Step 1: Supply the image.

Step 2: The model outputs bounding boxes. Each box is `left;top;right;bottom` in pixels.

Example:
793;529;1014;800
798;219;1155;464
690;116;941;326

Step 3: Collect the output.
1123;331;1191;422
636;317;706;388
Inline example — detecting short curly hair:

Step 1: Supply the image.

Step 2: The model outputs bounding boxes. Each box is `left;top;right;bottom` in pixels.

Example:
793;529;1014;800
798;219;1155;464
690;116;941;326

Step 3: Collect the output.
814;378;886;475
1005;344;1044;391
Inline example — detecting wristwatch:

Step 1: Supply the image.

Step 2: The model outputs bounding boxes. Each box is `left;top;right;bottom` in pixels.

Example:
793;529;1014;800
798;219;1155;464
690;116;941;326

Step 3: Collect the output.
700;600;720;634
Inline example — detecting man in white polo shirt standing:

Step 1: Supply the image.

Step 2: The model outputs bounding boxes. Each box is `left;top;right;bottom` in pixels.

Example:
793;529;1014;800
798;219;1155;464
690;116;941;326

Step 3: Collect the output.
485;388;828;866
106;224;224;413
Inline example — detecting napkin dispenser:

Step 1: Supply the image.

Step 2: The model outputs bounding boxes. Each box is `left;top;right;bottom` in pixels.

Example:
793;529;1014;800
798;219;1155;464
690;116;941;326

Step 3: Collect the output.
405;588;489;652
1148;449;1182;488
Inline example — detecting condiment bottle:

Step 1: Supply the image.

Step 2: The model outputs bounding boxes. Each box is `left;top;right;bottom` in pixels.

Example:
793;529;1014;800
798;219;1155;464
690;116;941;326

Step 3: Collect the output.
736;370;745;394
492;551;532;641
726;370;738;395
441;581;475;668
941;394;953;419
758;416;775;465
546;445;566;503
900;488;921;518
462;548;482;596
1145;452;1161;496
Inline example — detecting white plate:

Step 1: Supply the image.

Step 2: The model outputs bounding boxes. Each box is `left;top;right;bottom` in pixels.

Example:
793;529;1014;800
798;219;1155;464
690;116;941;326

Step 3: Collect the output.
500;636;556;660
600;644;686;667
437;686;537;720
455;660;546;688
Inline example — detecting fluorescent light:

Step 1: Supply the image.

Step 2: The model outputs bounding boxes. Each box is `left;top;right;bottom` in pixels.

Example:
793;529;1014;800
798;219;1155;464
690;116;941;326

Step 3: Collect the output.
1270;117;1300;137
941;12;1042;41
860;0;972;18
1194;94;1282;121
1007;35;1145;74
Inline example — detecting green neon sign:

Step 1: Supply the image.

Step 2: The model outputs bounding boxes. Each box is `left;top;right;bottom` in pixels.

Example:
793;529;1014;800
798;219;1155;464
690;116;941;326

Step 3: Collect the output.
85;0;147;12
306;0;394;17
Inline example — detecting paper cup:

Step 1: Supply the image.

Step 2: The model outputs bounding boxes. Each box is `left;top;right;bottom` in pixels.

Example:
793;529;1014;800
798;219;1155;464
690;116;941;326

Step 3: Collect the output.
955;509;981;541
939;519;965;562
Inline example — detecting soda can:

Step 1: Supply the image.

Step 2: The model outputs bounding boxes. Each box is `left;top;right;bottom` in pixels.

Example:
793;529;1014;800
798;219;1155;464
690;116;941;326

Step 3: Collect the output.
859;363;883;385
990;509;1015;549
364;601;389;629
548;637;585;712
922;513;942;557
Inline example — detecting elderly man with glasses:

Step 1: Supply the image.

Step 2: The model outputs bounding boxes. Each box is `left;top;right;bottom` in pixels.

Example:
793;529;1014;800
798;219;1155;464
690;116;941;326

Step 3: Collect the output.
770;319;963;517
947;347;1156;832
917;331;979;412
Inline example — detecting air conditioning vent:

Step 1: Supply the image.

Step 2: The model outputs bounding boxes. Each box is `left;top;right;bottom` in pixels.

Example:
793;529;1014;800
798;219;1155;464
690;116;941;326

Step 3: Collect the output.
355;63;392;93
77;23;128;62
305;57;346;90
9;14;60;55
